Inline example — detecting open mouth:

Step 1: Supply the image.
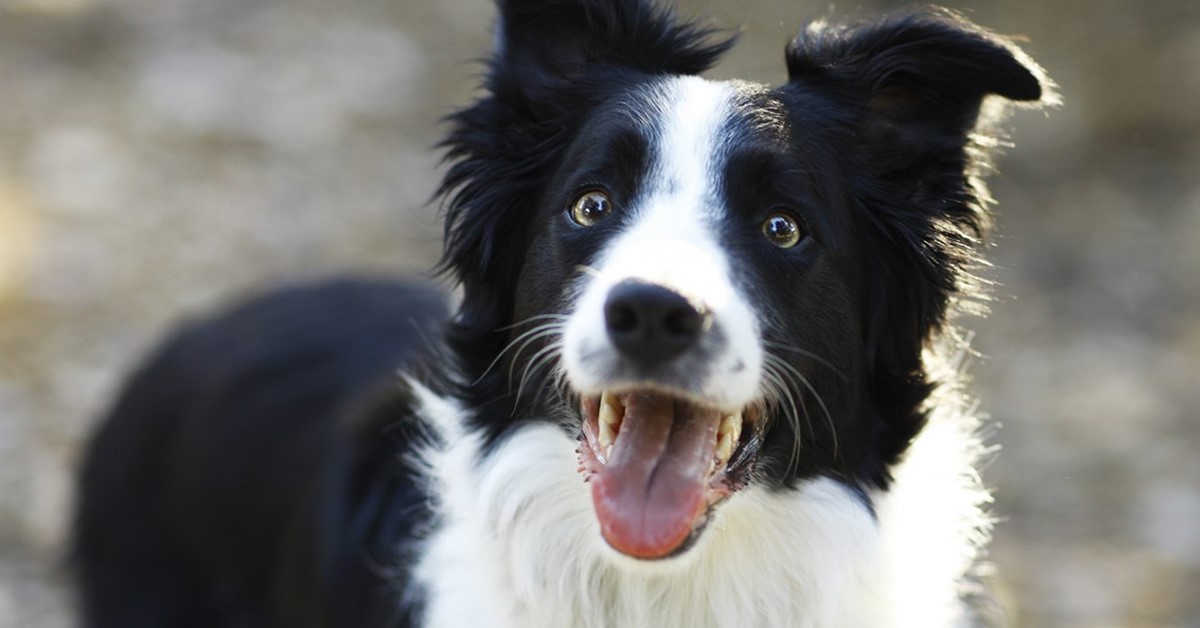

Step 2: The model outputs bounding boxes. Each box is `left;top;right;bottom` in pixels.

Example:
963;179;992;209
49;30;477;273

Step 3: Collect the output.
577;389;763;560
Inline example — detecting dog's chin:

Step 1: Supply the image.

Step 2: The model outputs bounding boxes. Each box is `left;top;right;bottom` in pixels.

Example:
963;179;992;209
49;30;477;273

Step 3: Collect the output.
575;387;763;562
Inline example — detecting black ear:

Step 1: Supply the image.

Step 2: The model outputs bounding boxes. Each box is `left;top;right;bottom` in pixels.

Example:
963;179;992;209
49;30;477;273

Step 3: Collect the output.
787;9;1053;139
495;0;735;99
785;10;1055;464
785;8;1056;333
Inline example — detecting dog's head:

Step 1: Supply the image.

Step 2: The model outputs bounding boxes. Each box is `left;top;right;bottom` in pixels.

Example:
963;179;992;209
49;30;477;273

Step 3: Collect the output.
438;0;1053;561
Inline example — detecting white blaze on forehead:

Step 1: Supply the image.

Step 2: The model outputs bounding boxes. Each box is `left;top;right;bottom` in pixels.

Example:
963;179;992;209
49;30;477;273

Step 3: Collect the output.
599;76;736;302
651;76;734;211
562;76;762;408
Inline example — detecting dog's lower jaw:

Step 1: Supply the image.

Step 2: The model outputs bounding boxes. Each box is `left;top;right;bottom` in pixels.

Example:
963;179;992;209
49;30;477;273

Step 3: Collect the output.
413;385;990;628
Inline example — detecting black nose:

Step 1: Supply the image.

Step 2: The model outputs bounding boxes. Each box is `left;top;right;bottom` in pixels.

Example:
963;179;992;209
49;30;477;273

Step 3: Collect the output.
604;280;707;366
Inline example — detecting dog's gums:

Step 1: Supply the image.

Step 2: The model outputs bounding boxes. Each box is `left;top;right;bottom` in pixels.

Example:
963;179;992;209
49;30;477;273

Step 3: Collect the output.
577;391;760;558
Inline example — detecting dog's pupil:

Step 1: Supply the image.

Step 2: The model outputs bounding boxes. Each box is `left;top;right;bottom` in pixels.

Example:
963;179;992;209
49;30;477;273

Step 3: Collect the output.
575;192;610;225
764;214;800;247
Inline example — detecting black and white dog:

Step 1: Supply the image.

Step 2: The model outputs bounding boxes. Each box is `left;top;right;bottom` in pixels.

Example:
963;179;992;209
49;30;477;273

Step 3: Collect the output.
74;1;1054;626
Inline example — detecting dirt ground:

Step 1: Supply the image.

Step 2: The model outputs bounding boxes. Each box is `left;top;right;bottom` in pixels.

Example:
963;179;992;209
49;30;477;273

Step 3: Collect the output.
1;0;1197;625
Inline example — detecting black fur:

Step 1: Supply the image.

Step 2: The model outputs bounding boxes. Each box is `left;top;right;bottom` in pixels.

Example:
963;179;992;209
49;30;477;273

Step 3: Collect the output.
73;1;1051;626
74;280;446;627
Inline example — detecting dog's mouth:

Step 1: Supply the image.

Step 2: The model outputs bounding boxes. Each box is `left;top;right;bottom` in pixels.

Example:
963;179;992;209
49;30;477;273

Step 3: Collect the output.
577;389;762;560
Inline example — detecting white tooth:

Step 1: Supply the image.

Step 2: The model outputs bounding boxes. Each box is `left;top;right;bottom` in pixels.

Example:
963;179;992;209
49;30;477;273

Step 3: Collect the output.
601;390;623;413
714;412;742;467
719;412;743;442
716;431;733;464
598;391;622;458
599;420;615;450
599;394;620;429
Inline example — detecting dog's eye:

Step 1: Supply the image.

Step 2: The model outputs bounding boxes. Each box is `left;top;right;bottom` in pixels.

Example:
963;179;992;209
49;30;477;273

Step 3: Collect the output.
762;212;805;248
570;191;613;227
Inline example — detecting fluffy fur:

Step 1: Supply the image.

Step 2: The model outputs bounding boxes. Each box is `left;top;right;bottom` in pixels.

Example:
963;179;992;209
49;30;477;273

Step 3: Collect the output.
73;1;1054;627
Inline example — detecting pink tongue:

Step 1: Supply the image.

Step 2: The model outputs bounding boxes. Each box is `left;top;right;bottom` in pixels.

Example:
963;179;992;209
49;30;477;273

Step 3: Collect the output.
591;392;721;559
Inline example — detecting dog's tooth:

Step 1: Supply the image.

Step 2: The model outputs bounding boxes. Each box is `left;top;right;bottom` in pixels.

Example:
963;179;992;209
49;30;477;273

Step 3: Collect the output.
715;431;733;465
597;392;624;460
719;412;743;443
598;417;615;450
599;396;620;427
601;390;623;414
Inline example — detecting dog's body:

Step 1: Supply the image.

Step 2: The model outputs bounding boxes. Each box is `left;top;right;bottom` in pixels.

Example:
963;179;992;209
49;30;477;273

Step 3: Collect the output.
74;1;1053;626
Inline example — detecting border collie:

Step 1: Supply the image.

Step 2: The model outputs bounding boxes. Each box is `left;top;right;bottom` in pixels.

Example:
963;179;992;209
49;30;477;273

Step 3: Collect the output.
74;1;1055;626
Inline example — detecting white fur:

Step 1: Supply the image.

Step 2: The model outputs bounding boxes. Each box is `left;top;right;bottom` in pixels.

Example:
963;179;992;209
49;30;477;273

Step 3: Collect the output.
413;391;989;627
873;353;996;627
561;77;761;409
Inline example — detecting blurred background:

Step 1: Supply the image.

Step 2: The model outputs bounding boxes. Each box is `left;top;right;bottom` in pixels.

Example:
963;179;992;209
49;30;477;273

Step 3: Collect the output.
0;0;1196;625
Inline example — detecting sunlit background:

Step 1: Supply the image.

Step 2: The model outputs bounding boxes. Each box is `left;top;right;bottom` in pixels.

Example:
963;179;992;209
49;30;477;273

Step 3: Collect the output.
1;0;1197;625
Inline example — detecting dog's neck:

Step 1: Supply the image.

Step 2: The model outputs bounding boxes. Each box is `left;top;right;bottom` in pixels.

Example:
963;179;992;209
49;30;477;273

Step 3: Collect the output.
409;382;987;628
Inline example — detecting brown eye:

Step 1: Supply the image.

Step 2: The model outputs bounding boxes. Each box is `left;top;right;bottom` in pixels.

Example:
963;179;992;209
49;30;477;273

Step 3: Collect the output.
570;190;612;226
762;212;805;248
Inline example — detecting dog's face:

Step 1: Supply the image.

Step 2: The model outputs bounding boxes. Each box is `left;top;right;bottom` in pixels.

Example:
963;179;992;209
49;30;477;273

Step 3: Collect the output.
513;76;865;558
439;0;1050;561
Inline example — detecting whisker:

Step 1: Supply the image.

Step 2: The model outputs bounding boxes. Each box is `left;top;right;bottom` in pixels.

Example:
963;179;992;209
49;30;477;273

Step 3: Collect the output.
760;365;803;473
767;352;839;459
761;340;847;382
504;326;563;388
764;355;815;436
547;366;572;411
493;313;569;332
473;318;564;385
574;265;603;279
511;343;562;415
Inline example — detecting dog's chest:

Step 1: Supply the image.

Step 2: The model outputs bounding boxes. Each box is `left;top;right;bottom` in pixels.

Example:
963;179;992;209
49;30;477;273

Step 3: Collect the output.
412;421;920;628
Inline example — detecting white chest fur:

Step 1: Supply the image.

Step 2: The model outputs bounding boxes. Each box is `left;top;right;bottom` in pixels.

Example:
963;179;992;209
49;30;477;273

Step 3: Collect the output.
412;389;987;628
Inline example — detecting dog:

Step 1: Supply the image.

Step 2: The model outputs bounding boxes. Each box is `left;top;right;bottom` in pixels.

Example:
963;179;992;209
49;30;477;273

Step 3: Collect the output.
73;1;1054;626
